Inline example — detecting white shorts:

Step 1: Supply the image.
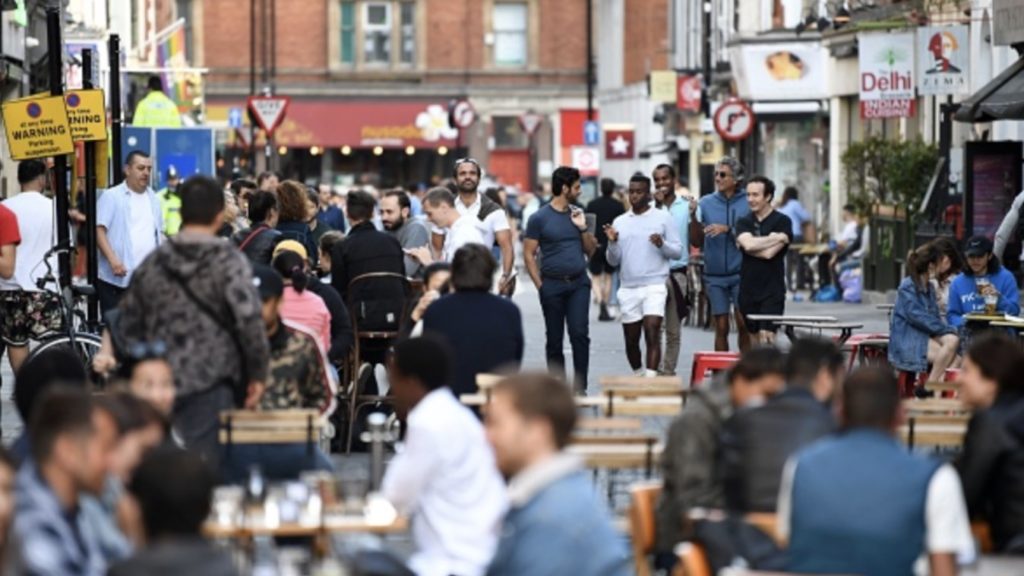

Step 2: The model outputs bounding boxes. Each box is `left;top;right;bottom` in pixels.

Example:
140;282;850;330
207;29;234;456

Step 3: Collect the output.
617;284;668;324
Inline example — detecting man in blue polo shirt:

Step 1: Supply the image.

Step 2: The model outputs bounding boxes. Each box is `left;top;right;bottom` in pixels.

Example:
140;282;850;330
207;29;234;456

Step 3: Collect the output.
524;166;597;393
690;156;751;352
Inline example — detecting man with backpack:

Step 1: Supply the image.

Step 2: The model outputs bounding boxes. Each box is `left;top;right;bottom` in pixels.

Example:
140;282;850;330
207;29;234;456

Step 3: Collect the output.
431;159;516;295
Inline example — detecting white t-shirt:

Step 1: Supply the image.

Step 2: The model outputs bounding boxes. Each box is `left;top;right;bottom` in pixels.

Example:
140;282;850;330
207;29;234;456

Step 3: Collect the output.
0;192;56;292
128;191;158;268
434;192;510;248
777;459;976;574
443;214;485;262
838;220;859;245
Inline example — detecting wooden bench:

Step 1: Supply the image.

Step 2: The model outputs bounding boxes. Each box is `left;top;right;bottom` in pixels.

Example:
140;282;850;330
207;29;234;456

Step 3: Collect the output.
902;398;967;414
219;410;323;446
568;442;663;475
577;417;644;433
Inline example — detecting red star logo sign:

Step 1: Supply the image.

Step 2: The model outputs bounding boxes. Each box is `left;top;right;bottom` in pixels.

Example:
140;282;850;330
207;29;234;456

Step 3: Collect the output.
604;128;634;160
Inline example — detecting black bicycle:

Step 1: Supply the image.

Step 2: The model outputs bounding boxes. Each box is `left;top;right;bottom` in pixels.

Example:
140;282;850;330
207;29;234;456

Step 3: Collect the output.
19;242;103;379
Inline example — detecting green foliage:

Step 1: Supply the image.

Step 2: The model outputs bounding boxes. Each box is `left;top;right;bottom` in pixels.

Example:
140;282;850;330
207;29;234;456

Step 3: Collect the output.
841;136;939;220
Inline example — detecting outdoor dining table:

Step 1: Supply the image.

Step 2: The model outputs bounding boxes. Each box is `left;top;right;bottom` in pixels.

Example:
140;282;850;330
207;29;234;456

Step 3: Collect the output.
773;319;864;346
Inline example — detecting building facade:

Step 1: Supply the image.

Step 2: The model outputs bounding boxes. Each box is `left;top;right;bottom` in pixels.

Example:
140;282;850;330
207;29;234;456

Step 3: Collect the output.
191;0;590;190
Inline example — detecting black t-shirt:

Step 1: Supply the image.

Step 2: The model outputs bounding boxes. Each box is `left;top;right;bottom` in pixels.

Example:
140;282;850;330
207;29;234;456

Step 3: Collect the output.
736;209;793;299
586;196;626;245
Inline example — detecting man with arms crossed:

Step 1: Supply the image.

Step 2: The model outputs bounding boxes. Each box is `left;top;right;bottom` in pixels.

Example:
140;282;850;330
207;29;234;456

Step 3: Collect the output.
735;175;792;345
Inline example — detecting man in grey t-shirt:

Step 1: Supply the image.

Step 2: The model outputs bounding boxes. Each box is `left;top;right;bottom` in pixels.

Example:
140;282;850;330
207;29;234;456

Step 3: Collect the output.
382;190;431;277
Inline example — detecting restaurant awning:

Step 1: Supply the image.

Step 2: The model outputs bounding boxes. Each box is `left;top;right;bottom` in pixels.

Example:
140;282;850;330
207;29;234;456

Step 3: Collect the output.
954;56;1024;123
207;99;458;148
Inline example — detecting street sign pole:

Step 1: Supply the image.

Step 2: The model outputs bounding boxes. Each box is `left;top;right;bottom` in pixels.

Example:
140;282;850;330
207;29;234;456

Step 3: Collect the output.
47;5;72;289
82;48;100;328
109;34;123;185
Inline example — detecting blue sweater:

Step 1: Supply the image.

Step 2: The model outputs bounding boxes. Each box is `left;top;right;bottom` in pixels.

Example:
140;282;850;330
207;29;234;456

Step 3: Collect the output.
947;267;1020;327
696;190;750;277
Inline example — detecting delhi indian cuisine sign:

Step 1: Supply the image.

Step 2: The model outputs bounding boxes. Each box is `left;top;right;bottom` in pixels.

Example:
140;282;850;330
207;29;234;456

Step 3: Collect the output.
858;32;916;119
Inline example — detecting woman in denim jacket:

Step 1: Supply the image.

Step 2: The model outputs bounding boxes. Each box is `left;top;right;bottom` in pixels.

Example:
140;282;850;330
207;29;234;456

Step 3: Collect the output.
889;242;959;384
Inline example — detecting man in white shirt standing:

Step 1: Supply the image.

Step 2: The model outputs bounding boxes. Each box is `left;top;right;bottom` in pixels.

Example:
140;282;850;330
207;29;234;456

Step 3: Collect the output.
431;159;515;295
0;160;61;374
409;187;484;265
383;336;507;576
96;150;162;313
606;174;683;377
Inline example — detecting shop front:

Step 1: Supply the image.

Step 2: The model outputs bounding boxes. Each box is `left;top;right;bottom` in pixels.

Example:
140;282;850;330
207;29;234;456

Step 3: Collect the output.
207;99;461;187
731;40;830;226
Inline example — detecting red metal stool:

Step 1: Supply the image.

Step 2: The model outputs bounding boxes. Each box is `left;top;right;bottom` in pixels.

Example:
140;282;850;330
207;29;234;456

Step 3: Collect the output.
689;351;740;388
843;333;890;373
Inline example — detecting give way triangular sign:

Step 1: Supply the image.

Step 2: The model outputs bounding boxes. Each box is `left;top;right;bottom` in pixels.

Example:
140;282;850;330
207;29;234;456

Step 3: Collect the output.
247;96;291;136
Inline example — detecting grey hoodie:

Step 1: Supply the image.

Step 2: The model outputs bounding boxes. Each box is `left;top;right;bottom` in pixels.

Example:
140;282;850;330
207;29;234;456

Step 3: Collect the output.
115;232;269;398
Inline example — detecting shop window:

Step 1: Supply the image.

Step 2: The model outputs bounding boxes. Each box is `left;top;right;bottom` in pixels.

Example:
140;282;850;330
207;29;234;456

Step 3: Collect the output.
493;3;527;66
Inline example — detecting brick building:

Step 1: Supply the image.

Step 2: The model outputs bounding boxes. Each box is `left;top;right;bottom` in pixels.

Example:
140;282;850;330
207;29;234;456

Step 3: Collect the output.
175;0;592;189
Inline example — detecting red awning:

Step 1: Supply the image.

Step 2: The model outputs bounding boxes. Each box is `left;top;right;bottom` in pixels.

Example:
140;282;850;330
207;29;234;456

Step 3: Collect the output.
209;99;459;148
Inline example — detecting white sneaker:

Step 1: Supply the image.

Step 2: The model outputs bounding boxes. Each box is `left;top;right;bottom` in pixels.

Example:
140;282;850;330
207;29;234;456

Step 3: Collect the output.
374;363;390;397
644;369;659;378
634;368;647;377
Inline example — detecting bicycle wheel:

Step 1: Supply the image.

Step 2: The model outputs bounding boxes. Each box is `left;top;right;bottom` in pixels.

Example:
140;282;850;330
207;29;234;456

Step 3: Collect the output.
29;333;104;385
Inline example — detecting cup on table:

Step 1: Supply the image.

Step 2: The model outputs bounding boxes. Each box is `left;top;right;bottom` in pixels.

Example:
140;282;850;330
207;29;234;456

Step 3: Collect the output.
985;293;999;315
211;486;244;527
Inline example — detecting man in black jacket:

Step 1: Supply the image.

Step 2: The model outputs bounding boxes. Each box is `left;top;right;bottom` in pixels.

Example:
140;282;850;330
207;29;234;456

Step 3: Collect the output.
330;191;405;303
719;338;842;513
330;191;406;371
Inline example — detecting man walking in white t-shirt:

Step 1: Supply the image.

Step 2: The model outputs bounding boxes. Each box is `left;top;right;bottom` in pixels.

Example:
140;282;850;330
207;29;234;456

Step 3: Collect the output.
0;160;62;373
409;187;484;265
96;150;163;313
606;174;683;377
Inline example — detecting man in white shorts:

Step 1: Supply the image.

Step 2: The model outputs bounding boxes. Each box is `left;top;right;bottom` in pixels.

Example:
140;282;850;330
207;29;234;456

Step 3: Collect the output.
606;174;683;376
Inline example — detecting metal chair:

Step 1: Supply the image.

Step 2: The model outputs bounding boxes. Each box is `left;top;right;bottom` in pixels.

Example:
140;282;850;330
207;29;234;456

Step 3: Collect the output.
342;272;413;452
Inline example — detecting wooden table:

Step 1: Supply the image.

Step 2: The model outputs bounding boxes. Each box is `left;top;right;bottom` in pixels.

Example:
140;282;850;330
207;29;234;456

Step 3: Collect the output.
796;243;830;256
964;313;1009;325
460;393;683;417
204;515;408;539
568;442;663;475
746;314;839;334
776;320;864;345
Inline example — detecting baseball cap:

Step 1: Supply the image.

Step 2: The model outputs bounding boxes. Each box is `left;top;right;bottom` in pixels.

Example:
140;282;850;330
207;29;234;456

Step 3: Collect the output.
273;239;308;261
964;236;993;257
251;263;284;301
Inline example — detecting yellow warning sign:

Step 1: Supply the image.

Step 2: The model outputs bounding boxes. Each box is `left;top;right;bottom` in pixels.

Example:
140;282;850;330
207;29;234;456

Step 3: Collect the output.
1;93;75;160
64;89;107;142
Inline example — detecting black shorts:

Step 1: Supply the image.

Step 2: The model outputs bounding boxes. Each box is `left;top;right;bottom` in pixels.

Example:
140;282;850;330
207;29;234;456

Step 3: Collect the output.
589;243;610;276
740;293;785;333
589;245;616;275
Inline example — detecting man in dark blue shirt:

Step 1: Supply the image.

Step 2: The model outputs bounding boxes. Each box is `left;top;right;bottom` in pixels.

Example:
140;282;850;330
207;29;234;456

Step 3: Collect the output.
523;166;597;393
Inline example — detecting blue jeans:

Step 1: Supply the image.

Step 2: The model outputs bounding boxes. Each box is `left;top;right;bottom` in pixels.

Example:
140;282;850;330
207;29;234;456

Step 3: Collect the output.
539;274;591;390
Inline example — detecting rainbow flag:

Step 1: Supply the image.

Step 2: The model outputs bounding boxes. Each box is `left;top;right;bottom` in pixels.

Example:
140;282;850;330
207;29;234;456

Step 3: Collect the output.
156;27;191;112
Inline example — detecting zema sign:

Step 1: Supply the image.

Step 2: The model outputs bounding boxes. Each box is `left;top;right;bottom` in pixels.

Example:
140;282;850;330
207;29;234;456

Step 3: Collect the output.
858;32;916;119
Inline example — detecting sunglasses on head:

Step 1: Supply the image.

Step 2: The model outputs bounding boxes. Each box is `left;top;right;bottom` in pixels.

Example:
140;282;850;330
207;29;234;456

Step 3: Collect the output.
126;340;168;362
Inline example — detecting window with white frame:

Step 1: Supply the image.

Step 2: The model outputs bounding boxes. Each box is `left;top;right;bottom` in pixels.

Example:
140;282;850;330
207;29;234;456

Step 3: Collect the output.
363;2;391;64
493;3;527;66
338;1;417;67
